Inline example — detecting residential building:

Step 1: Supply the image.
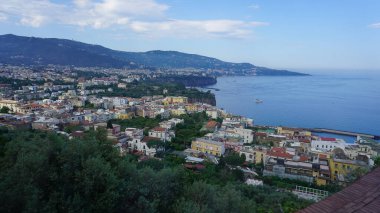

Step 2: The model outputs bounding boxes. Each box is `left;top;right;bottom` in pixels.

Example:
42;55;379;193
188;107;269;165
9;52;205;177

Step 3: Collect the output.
128;135;158;157
263;157;330;185
239;146;268;164
148;127;174;142
234;128;254;143
125;128;144;138
191;138;225;156
163;96;188;105
311;137;346;152
277;127;311;138
329;158;369;183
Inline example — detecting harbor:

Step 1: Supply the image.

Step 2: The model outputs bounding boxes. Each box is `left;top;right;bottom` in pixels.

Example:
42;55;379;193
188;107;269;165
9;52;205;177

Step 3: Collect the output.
309;128;380;140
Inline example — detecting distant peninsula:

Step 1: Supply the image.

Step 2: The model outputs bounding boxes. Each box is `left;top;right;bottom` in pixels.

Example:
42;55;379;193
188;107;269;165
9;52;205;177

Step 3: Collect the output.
0;34;309;76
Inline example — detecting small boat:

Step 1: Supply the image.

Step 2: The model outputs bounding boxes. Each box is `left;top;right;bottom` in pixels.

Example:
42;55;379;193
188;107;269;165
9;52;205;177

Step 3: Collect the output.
255;99;263;104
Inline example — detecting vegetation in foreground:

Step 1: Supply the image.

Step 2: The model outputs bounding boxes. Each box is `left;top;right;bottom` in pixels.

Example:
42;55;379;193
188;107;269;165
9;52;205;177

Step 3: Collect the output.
0;128;313;213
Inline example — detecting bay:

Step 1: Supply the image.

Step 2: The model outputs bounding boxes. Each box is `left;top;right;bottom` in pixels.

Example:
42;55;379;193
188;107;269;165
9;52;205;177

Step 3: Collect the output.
209;73;380;140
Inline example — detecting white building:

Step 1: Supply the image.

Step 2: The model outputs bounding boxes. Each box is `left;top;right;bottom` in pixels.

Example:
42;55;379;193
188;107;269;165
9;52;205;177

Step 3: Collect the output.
127;135;160;157
206;110;219;119
311;137;346;152
234;128;254;143
125;128;144;138
159;118;184;130
113;97;128;107
148;127;174;142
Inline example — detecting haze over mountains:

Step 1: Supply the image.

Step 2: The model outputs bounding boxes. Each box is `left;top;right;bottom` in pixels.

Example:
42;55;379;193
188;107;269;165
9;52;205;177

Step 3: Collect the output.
0;34;307;76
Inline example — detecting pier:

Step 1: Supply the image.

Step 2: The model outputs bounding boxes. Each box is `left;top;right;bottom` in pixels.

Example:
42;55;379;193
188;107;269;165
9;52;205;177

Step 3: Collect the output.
310;128;380;140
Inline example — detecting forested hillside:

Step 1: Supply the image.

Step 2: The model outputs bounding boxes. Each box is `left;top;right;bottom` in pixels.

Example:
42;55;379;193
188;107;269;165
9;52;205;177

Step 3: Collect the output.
0;128;311;212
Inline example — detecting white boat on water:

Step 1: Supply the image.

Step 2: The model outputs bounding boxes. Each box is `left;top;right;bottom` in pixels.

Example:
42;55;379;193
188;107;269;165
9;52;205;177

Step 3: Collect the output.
255;99;263;103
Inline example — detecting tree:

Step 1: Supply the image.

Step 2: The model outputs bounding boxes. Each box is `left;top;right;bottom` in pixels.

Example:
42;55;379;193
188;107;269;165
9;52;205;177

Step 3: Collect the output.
0;106;10;113
374;156;380;168
346;167;369;182
137;159;165;171
107;120;113;129
147;140;165;151
224;153;246;166
95;128;108;143
0;129;313;212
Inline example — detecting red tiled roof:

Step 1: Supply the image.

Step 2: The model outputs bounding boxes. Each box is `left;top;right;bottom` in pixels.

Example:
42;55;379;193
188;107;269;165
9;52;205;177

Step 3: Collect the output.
256;132;267;137
299;166;380;213
299;156;309;162
267;152;293;159
321;137;336;141
184;163;205;170
152;127;166;132
142;136;160;143
299;139;311;143
206;120;218;128
267;147;293;159
271;147;286;152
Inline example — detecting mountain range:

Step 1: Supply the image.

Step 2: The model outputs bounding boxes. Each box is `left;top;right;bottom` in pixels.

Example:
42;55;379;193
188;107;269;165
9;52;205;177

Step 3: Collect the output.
0;34;307;76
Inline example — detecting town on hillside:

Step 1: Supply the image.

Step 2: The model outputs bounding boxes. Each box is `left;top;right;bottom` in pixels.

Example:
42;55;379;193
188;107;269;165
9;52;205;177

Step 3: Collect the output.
0;64;379;202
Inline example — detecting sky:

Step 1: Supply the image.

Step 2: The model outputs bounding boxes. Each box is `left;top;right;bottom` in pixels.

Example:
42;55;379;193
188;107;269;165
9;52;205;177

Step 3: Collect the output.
0;0;379;72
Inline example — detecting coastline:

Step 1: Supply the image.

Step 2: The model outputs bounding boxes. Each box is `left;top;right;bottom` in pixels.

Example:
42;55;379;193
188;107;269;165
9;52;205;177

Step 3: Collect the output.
209;74;380;140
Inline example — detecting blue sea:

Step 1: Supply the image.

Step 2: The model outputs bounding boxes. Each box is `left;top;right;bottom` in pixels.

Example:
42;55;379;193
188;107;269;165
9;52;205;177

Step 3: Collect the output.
207;72;380;143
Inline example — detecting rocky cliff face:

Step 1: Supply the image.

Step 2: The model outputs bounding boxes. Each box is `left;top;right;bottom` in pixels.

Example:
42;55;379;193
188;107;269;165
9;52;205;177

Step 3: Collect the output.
153;75;217;87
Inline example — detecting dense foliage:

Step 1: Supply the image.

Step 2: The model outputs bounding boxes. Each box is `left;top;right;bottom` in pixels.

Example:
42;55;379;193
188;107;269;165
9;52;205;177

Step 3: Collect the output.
110;116;161;131
0;128;312;212
374;156;380;168
95;81;216;105
0;106;10;113
0;76;45;89
149;75;217;87
171;112;211;150
223;153;247;166
259;176;343;193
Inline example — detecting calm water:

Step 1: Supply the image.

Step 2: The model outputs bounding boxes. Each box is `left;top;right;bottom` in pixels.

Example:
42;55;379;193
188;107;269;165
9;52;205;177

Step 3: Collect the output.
209;73;380;139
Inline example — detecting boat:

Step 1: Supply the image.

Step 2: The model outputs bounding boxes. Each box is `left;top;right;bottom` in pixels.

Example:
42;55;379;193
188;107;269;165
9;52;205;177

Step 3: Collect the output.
255;99;263;104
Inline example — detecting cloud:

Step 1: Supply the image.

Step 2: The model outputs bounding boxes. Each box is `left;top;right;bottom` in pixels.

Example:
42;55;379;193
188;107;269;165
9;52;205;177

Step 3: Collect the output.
0;0;268;38
20;15;46;27
129;20;268;38
249;4;260;10
0;0;67;27
67;0;169;28
369;23;380;29
0;0;168;28
0;13;7;22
